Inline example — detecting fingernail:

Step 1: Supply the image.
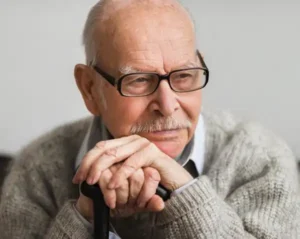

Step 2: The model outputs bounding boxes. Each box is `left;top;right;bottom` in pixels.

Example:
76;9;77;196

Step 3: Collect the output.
91;177;98;185
92;172;101;185
87;177;93;185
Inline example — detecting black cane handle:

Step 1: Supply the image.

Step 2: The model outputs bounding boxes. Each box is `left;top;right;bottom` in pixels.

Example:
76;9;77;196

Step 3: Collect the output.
156;183;171;201
81;182;110;239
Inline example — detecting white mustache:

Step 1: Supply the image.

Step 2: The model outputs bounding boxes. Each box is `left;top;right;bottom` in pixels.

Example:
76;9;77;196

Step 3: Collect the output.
130;116;192;134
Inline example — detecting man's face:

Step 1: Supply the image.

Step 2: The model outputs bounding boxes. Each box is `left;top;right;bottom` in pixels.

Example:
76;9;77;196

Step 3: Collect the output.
83;3;202;159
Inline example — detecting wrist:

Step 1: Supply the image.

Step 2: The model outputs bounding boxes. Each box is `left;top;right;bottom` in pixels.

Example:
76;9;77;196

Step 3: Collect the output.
166;172;193;191
159;156;194;191
75;199;94;223
175;173;194;190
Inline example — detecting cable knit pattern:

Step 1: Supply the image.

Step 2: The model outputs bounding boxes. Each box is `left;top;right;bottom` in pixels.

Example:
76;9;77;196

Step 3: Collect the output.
0;111;299;239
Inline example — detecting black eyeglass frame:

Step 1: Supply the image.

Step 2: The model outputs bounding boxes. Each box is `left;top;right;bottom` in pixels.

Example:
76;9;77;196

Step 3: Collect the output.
91;50;209;97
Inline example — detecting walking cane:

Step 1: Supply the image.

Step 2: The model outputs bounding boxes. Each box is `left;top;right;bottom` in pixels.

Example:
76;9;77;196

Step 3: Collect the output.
81;181;170;239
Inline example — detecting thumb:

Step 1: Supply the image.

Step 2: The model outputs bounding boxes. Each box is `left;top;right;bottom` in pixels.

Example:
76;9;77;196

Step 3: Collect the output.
146;194;165;212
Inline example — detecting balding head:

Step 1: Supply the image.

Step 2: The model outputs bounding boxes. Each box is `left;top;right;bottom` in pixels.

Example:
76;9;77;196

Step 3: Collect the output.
82;0;195;66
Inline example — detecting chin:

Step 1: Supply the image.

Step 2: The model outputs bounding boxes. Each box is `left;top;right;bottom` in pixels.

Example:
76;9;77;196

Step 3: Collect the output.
151;140;185;159
137;129;189;159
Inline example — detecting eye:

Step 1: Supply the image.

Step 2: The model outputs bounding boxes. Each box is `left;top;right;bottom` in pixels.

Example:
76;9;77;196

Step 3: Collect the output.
123;74;155;86
178;73;193;78
172;72;194;81
125;78;151;87
133;77;150;83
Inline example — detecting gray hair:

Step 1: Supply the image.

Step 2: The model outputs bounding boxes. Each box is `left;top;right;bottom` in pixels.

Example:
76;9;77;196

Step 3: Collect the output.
130;116;192;134
82;1;104;65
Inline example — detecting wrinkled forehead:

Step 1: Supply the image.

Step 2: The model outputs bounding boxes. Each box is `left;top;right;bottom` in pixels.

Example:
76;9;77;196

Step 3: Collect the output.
95;1;196;73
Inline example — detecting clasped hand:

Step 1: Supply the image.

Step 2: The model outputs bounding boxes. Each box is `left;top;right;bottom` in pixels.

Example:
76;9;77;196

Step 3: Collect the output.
72;135;193;220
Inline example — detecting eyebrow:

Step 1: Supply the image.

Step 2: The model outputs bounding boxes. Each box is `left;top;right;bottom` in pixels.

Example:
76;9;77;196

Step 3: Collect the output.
119;65;143;75
119;60;199;75
179;60;199;69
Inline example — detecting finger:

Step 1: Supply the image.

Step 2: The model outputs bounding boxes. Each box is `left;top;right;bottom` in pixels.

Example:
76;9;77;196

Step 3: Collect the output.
145;195;165;212
72;135;139;184
108;143;161;189
136;167;160;208
128;168;144;206
86;137;149;185
106;164;128;208
115;179;129;207
99;169;116;209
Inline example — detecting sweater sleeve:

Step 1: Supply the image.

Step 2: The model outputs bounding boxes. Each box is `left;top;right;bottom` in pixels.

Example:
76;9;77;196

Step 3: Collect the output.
45;200;94;239
156;172;299;239
0;161;94;239
155;129;300;238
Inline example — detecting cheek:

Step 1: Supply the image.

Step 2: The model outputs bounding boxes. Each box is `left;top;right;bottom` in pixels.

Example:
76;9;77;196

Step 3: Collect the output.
180;91;202;120
101;91;148;137
178;91;202;138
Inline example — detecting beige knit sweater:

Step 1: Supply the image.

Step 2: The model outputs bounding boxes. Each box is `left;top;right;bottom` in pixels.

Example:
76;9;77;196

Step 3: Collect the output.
0;112;299;239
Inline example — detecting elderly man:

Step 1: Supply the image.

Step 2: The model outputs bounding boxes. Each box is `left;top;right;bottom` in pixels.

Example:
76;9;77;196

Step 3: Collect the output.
1;0;299;238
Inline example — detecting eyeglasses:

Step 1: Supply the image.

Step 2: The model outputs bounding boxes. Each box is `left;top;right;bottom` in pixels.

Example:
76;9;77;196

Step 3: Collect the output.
92;50;209;97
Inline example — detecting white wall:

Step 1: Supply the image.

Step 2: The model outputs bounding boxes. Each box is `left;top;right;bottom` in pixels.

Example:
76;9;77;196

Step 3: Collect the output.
0;0;299;156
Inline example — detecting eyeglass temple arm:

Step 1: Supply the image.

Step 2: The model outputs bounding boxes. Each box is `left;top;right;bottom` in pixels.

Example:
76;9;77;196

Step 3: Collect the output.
92;65;116;86
196;50;208;70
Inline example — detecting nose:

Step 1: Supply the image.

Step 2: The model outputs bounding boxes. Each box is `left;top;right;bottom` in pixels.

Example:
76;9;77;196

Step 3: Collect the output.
149;80;180;116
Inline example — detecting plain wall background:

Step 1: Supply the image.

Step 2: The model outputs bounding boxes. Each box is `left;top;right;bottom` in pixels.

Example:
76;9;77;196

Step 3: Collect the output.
0;0;299;156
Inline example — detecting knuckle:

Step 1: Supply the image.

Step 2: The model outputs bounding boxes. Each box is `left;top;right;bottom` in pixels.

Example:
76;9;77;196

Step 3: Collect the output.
110;163;123;173
103;148;118;158
110;164;119;173
99;170;112;185
144;168;160;182
119;179;129;189
131;169;144;181
122;164;136;174
95;141;107;150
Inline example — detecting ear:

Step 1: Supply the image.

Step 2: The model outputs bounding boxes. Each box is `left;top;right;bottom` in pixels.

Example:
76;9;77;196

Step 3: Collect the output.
74;64;100;116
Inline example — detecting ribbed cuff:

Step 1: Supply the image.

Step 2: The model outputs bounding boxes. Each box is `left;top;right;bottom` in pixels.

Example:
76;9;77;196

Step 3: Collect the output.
156;176;217;225
51;200;93;239
171;178;198;197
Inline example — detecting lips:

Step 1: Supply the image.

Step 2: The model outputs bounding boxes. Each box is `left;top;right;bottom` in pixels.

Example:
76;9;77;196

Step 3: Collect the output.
139;129;182;141
151;129;179;134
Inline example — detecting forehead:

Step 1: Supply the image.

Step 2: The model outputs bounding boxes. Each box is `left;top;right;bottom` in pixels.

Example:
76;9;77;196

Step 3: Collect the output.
96;3;196;74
